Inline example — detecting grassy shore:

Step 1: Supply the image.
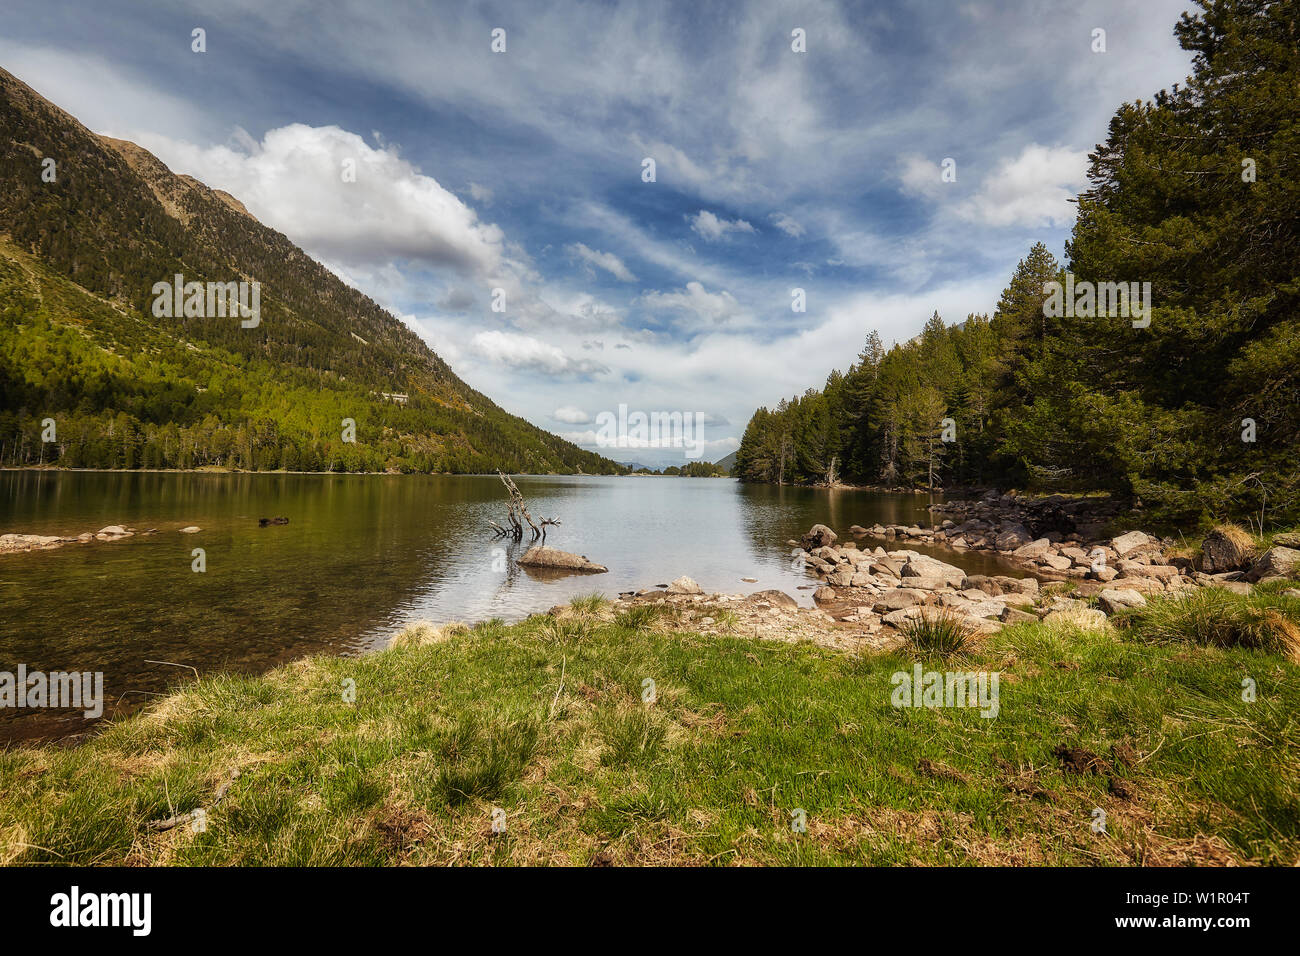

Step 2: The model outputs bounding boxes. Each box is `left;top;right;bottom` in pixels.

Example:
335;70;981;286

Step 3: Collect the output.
2;594;1298;866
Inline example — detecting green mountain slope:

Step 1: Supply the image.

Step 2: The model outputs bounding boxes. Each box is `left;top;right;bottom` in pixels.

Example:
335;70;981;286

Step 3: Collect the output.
0;67;619;474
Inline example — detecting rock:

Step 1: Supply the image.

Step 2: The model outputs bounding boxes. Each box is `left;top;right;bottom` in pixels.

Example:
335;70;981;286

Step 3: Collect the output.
95;526;133;540
1112;576;1166;594
1118;564;1179;581
1216;581;1253;595
518;546;609;573
801;524;838;549
813;587;837;603
995;526;1033;551
1039;553;1073;571
900;556;966;588
666;575;703;593
1199;527;1255;572
849;572;875;587
873;589;926;612
0;533;65;552
965;574;1001;596
741;577;757;583
993;576;1039;595
1012;538;1053;559
828;569;854;587
1272;532;1300;549
849;525;868;535
1097;588;1147;614
258;517;290;527
901;576;955;591
750;589;797;607
870;559;903;578
1246;547;1300;583
1090;566;1119;582
1000;607;1038;624
1110;531;1151;557
881;607;923;626
179;526;202;533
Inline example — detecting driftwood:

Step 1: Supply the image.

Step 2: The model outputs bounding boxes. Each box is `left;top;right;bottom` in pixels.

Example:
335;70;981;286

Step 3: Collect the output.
148;769;241;832
489;471;561;541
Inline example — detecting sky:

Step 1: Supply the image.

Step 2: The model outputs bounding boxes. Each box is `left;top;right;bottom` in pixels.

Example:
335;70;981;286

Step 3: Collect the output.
0;0;1197;466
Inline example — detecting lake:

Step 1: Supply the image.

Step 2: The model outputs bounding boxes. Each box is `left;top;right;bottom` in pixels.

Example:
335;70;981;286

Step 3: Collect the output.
0;471;1022;741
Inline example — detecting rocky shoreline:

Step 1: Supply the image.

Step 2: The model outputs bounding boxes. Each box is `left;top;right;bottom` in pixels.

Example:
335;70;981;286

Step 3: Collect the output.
596;497;1300;653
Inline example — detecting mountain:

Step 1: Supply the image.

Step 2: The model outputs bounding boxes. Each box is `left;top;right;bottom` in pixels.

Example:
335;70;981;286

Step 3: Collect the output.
0;67;621;474
715;450;737;474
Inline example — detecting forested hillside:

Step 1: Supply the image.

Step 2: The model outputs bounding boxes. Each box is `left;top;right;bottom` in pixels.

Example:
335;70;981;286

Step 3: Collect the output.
0;67;620;474
734;0;1300;526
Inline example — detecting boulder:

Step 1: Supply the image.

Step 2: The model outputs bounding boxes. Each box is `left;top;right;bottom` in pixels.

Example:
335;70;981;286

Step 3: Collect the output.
1038;553;1073;571
872;589;926;612
1097;588;1147;614
900;556;966;588
1000;607;1038;624
751;589;797;608
801;524;838;549
993;576;1039;595
1272;532;1300;549
1012;538;1053;559
995;525;1033;551
1247;547;1300;582
1110;531;1152;556
518;546;608;573
666;574;703;593
179;526;202;533
1198;527;1255;572
813;586;837;603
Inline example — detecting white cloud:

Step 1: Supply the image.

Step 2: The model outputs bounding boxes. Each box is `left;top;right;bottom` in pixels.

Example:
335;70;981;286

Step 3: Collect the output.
469;330;608;377
956;145;1090;228
566;242;636;282
128;124;507;275
552;405;591;424
689;210;756;242
468;181;493;204
770;212;805;237
640;282;745;326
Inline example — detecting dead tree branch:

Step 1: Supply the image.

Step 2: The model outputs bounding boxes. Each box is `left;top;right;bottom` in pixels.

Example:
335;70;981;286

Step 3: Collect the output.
489;471;561;540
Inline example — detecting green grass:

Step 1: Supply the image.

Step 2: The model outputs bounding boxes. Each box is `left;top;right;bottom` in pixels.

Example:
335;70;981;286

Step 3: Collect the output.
1;612;1297;866
1115;586;1300;660
899;611;974;656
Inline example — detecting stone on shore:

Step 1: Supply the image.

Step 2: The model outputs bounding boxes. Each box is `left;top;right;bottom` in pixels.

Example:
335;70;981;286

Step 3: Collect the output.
666;575;703;594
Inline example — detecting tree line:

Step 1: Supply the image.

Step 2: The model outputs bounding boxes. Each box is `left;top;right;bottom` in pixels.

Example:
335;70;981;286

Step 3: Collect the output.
735;0;1300;527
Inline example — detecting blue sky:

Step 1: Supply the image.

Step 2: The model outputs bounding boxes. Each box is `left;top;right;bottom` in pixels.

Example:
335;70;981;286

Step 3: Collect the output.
1;0;1195;465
